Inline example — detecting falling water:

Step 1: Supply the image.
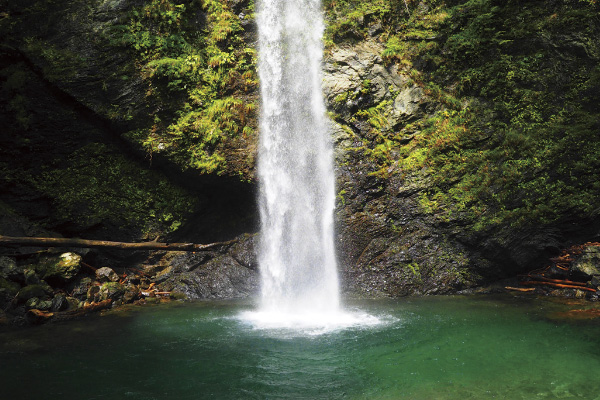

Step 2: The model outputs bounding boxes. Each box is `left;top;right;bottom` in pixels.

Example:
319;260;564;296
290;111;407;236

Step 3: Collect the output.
256;0;337;309
241;0;381;332
254;0;339;323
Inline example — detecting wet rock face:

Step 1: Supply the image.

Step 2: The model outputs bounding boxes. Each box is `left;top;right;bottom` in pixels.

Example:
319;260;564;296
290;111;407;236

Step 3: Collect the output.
323;41;424;125
321;41;479;296
159;234;259;300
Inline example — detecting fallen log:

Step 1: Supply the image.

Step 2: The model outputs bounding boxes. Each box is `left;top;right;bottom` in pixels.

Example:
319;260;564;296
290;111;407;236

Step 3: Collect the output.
519;281;597;292
0;235;237;252
52;299;114;322
25;299;114;324
528;275;589;287
505;286;535;292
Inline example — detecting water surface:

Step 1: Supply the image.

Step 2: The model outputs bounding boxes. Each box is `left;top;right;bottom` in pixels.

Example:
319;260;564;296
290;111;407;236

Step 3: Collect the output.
1;295;599;399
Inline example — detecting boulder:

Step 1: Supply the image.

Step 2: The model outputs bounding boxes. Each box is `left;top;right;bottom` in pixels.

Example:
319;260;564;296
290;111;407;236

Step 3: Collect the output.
23;268;40;285
98;282;125;302
571;246;600;279
123;284;140;303
66;296;81;310
41;253;82;284
70;276;93;299
86;285;101;303
95;267;119;282
0;256;22;281
16;284;52;303
51;294;69;312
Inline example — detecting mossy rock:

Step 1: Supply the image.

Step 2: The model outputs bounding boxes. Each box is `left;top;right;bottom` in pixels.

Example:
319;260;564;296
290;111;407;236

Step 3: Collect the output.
25;297;53;311
41;253;82;284
23;268;40;285
0;256;21;281
87;285;100;302
66;296;81;310
0;277;20;296
16;284;52;302
99;282;126;302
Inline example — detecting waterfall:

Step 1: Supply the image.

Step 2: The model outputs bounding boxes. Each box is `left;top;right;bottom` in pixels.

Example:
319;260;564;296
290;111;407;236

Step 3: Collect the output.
256;0;339;316
240;0;380;333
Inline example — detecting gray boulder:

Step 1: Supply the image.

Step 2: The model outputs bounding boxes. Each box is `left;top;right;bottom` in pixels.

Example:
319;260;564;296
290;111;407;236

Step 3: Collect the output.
571;246;600;279
95;267;120;282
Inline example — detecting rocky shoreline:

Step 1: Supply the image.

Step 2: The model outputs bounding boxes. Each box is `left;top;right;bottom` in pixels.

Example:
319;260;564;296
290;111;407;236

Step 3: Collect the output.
2;239;600;328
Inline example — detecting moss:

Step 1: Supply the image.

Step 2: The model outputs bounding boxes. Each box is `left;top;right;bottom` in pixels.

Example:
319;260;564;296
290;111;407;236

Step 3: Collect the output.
99;282;126;302
332;0;600;231
33;143;197;236
119;0;258;176
17;284;51;302
407;262;422;281
41;253;82;282
0;278;20;296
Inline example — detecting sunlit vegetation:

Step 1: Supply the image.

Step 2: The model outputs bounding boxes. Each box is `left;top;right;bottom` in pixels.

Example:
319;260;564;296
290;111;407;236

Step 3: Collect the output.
118;0;258;175
324;0;600;230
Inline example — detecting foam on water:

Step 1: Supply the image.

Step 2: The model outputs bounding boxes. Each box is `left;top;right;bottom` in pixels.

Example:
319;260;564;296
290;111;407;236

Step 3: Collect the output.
239;309;387;336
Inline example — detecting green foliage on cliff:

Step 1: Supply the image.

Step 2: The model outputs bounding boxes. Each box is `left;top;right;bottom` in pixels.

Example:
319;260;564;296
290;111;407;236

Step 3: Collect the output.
407;0;600;229
35;143;197;236
120;0;257;175
327;0;600;230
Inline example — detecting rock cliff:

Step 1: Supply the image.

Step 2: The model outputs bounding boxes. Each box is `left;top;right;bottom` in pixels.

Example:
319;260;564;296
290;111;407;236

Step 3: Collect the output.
1;0;600;305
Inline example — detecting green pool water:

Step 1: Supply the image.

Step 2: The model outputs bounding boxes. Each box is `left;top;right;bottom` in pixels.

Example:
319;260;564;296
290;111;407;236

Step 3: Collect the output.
1;295;599;399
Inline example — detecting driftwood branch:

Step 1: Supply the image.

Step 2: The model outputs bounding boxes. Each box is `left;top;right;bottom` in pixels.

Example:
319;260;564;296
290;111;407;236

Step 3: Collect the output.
26;299;114;324
0;235;237;252
520;281;597;292
505;286;535;292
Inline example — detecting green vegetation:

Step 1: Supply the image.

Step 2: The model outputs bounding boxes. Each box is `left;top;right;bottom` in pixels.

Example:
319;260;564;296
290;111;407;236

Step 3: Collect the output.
326;0;600;231
35;144;197;236
117;0;258;175
0;142;197;237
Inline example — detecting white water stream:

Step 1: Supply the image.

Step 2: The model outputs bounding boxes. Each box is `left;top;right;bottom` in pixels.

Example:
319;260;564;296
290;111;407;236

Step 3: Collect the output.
256;0;338;313
238;0;383;333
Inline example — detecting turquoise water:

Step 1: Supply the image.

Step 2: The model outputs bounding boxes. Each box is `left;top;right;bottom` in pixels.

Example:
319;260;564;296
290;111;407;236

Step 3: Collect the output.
1;295;600;399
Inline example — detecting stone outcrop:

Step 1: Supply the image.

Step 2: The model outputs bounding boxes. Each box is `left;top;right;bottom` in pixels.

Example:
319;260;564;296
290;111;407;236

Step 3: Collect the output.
154;234;259;300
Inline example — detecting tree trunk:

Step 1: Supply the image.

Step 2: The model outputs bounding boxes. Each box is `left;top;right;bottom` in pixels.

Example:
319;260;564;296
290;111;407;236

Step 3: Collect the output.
0;235;237;252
